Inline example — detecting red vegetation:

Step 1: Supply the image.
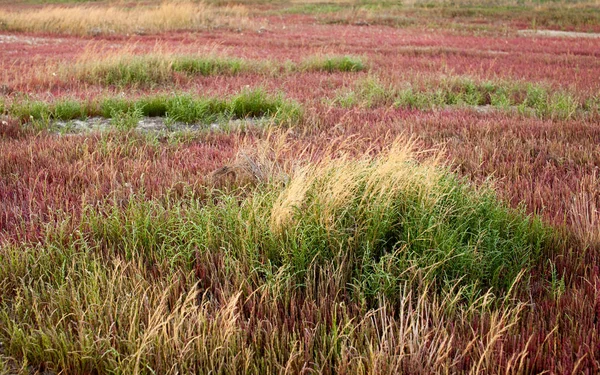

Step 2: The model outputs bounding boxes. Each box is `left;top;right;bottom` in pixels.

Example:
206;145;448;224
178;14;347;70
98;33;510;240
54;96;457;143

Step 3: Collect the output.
0;125;241;242
1;6;599;373
1;15;599;96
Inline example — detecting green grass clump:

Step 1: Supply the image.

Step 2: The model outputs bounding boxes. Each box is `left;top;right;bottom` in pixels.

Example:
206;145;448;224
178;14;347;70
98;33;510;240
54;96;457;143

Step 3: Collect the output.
9;90;303;128
162;89;302;125
81;55;251;87
171;56;246;76
70;53;367;88
355;76;396;107
331;76;394;108
520;84;549;116
10;100;51;121
547;91;579;120
282;3;345;15
268;142;549;295
110;106;142;131
518;85;580;120
53;99;84;120
165;95;225;124
100;57;169;87
79;141;548;298
229;89;301;121
337;76;588;120
136;95;168;117
99;97;132;118
396;87;433;109
302;55;366;73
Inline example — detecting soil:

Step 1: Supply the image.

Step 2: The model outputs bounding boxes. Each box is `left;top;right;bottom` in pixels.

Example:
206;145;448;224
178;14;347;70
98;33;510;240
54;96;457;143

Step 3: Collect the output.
48;116;267;134
517;29;600;38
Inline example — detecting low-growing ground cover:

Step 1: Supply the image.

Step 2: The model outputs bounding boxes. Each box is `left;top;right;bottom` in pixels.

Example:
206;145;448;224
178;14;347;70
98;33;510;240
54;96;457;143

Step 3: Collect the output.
8;89;302;127
1;0;599;374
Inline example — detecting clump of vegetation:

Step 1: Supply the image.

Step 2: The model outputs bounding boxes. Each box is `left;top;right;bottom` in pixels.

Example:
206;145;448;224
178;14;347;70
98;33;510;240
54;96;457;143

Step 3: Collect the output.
53;99;85;120
171;56;247;76
164;95;227;124
302;55;366;72
269;141;549;293
9;89;303;128
0;138;550;373
517;84;580;120
78;54;256;87
82;140;548;296
110;106;143;131
62;51;366;88
334;75;588;120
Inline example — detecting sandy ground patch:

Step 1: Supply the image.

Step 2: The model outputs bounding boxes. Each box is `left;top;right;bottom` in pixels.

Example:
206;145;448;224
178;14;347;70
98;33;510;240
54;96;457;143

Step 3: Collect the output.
48;116;267;134
0;33;65;45
518;29;600;39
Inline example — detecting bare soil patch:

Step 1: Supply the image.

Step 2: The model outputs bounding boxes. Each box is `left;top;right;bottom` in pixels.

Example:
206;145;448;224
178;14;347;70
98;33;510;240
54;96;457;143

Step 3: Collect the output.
518;29;600;38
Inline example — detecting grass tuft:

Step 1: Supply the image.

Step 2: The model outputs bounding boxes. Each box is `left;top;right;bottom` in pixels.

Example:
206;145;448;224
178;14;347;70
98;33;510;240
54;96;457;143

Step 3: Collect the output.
77;53;255;87
8;90;303;128
302;55;366;72
68;52;366;87
78;139;549;297
269;140;549;293
333;75;590;120
110;106;143;131
171;56;246;76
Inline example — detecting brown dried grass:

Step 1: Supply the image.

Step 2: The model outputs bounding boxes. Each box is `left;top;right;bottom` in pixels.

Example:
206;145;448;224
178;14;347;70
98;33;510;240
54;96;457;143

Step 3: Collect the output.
0;1;251;36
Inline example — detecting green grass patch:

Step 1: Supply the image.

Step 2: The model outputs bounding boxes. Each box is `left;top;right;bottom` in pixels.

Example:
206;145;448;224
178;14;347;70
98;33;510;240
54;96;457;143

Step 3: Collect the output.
80;55;252;87
73;53;366;88
9;89;303;128
110;106;143;131
333;76;589;120
302;55;366;73
53;99;85;120
77;142;549;298
171;56;247;75
280;3;346;15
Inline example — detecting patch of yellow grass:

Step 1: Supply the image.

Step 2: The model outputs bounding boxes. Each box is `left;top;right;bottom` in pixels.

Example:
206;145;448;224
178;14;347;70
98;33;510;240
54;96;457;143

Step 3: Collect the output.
570;170;600;247
0;1;251;36
270;139;442;235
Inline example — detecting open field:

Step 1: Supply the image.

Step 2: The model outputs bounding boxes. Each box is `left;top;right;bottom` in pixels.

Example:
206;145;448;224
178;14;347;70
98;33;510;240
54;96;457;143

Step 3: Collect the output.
1;0;599;374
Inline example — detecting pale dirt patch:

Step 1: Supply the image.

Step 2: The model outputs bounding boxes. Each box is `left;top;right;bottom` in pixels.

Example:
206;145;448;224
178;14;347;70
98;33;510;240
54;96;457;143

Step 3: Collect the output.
517;29;600;39
49;116;267;134
0;33;65;45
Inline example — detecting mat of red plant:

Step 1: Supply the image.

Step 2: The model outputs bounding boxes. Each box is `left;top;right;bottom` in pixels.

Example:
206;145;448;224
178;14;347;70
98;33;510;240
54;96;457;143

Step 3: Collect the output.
1;1;599;374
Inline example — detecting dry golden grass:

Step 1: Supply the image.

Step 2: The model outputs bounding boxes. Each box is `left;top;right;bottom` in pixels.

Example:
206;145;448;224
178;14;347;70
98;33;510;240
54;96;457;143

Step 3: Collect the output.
270;139;441;235
70;45;183;85
0;1;251;36
1;246;528;374
569;170;600;247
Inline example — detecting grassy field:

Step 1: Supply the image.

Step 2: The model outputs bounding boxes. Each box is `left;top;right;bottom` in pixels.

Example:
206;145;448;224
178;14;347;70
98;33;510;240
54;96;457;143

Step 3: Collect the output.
1;0;599;374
